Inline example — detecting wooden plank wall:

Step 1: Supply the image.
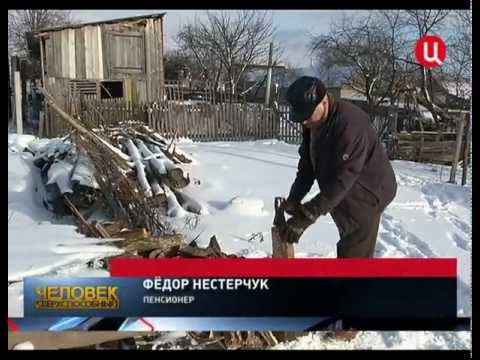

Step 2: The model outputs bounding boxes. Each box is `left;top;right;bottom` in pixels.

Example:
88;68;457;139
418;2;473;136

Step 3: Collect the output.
83;26;104;80
43;29;78;79
61;30;69;78
67;29;76;79
44;77;73;137
75;29;86;79
44;37;54;77
43;26;105;80
145;18;164;101
53;31;62;78
41;19;164;109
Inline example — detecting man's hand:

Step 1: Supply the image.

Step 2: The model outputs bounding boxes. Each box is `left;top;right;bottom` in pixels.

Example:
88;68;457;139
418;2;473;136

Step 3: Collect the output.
284;199;302;216
281;205;317;243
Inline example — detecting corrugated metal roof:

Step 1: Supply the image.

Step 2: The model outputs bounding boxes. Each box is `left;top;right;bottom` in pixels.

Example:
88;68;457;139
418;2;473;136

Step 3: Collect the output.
35;12;166;35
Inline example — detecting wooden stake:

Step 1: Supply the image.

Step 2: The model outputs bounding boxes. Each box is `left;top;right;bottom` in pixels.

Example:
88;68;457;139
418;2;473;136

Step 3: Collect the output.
449;117;466;184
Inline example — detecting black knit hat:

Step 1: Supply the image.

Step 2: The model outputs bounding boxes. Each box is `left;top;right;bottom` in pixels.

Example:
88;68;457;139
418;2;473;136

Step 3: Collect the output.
286;76;327;123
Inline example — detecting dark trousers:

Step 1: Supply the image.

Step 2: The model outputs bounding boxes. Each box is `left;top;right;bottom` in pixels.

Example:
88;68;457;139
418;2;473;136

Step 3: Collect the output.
330;194;383;258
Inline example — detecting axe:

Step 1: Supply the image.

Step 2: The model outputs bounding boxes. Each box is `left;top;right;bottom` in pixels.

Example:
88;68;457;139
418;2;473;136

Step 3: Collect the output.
271;197;295;258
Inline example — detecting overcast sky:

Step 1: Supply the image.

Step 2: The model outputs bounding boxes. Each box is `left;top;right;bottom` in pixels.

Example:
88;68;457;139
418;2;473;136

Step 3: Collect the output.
71;10;364;68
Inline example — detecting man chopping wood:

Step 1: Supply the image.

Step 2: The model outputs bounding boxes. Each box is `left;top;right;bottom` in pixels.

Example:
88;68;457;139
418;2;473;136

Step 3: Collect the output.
281;76;397;258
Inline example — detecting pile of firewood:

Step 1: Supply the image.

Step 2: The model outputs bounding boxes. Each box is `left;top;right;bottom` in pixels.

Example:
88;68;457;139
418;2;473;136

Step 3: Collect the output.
75;122;206;236
28;124;207;238
36;88;209;238
37;89;300;348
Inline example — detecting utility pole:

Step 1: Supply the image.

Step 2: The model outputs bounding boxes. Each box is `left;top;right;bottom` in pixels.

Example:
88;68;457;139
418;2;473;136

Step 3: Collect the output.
264;42;273;107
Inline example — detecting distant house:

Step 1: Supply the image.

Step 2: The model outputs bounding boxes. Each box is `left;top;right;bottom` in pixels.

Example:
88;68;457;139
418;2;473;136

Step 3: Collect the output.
35;13;166;107
240;63;288;103
427;78;471;112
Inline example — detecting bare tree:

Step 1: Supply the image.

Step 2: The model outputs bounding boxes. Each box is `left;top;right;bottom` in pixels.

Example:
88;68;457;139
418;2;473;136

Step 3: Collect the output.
164;49;197;81
443;10;472;101
310;12;407;137
176;11;279;96
176;20;224;88
8;10;75;56
312;10;462;136
8;10;75;81
403;10;452;124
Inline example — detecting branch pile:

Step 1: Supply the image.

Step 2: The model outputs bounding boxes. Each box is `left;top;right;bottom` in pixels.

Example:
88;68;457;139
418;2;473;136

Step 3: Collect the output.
34;89;207;238
34;89;298;348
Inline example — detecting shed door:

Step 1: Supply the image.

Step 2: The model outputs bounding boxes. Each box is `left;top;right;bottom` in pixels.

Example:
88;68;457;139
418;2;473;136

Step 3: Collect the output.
106;31;145;77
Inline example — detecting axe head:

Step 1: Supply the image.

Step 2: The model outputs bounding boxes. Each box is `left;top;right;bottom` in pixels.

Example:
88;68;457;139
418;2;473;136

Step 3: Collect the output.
273;197;286;227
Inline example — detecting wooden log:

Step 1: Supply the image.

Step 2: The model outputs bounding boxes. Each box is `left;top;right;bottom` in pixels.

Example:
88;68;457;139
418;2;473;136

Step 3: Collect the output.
139;125;169;144
136;139;167;175
271;199;296;342
144;162;166;199
124;139;153;197
137;139;189;189
164;185;187;218
178;236;229;258
94;222;111;238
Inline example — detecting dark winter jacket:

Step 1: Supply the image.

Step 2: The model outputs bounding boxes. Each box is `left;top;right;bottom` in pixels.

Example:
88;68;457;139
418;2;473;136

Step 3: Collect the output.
288;95;397;216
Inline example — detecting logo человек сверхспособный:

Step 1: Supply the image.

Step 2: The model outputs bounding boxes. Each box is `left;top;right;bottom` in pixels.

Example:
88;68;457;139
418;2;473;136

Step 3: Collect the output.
34;285;120;310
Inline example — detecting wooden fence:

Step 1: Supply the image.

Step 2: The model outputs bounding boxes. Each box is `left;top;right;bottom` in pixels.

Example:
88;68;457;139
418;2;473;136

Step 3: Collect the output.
43;99;465;167
164;80;245;104
148;102;279;141
46;98;280;142
277;104;302;144
393;131;466;165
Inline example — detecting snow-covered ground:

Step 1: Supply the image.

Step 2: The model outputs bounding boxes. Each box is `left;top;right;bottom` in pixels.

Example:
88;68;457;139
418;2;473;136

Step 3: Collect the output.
8;135;471;349
272;331;471;350
175;140;471;317
8;135;122;317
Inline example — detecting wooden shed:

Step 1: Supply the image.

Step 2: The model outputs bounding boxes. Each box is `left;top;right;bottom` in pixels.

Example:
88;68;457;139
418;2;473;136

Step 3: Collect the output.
35;13;166;106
